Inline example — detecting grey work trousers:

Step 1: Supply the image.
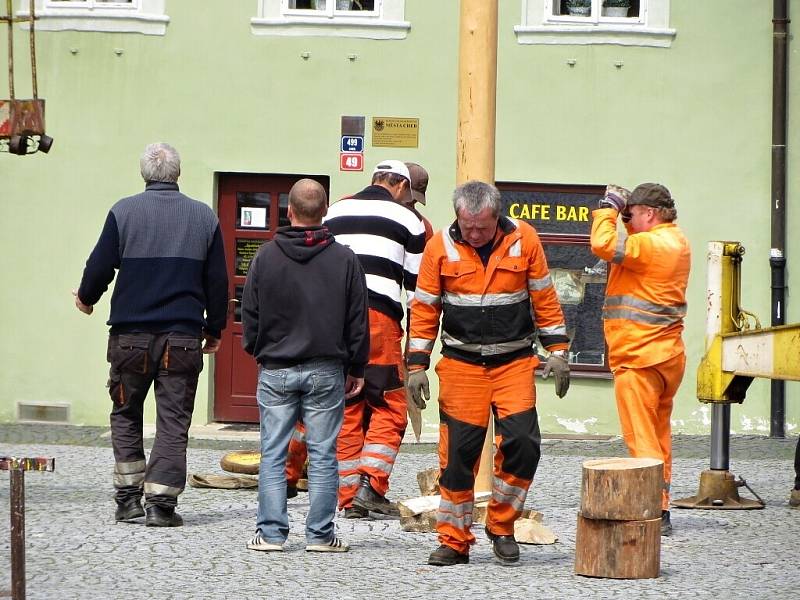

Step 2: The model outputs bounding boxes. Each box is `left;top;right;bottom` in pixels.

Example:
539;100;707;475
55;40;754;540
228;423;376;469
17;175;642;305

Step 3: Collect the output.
107;332;203;509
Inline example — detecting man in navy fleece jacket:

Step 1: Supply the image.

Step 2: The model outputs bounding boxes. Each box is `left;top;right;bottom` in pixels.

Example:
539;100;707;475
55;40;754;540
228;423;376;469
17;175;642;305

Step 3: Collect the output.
74;142;228;527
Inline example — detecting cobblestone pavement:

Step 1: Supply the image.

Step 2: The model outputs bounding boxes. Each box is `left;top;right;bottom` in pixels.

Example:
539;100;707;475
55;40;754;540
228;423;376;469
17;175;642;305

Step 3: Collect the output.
1;425;798;599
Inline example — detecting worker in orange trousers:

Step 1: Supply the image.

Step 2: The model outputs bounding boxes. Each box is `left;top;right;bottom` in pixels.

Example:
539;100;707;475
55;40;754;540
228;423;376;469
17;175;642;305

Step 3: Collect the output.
590;183;691;536
407;181;570;566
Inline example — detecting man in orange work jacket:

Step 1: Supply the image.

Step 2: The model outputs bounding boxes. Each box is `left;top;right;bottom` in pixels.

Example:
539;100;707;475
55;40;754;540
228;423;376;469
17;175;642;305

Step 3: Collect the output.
590;182;690;536
406;181;571;566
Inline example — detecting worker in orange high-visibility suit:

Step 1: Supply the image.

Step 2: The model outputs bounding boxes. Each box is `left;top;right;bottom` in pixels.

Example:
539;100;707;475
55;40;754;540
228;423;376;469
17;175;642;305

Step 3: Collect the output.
590;183;690;537
285;422;306;497
324;160;427;518
407;181;571;567
282;162;432;509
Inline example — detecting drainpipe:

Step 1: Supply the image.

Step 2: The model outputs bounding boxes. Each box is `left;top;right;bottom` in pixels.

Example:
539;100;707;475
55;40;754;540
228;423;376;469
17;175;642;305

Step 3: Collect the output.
770;0;789;438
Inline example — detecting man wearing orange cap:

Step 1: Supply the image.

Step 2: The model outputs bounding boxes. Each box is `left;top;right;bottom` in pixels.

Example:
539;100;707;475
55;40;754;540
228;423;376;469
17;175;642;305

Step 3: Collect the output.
590;182;691;536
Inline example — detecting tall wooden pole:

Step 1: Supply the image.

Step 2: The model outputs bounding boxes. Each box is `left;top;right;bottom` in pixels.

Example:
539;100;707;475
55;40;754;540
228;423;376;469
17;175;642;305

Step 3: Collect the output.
456;0;498;492
456;0;498;184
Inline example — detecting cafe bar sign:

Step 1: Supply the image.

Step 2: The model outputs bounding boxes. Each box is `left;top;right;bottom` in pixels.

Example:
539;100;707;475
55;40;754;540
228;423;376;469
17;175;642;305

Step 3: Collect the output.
497;184;604;237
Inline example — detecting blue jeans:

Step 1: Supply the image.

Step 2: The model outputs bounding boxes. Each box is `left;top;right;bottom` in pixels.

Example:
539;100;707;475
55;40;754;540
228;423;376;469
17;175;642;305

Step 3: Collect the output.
255;359;345;544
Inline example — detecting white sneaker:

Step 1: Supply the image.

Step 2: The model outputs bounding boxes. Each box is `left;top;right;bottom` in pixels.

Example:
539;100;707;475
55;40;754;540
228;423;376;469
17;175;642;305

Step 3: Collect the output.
247;533;284;552
306;536;350;553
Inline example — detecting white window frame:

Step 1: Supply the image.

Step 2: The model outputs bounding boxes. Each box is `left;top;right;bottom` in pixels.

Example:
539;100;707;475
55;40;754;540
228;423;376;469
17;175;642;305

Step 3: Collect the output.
283;0;380;19
18;0;169;36
251;0;410;40
515;0;676;48
45;0;137;8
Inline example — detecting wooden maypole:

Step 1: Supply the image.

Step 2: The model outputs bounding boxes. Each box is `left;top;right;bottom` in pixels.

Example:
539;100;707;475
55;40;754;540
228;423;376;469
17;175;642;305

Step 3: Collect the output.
456;0;498;492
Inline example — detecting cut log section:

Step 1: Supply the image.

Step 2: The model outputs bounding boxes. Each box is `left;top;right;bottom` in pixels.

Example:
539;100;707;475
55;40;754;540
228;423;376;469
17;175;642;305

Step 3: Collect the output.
580;457;663;521
398;492;491;533
514;517;557;545
574;515;661;579
220;450;260;475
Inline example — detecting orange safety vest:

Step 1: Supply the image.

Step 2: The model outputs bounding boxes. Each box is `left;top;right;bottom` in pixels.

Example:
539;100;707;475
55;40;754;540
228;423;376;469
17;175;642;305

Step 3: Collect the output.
590;208;691;370
408;217;568;370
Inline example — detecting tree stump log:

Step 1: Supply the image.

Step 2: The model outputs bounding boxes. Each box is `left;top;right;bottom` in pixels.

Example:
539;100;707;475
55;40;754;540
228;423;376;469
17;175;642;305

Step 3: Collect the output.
580;457;663;521
574;515;661;579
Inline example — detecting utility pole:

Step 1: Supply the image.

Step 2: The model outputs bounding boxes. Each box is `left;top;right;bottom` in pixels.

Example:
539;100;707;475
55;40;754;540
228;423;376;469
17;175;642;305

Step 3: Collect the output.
456;0;498;492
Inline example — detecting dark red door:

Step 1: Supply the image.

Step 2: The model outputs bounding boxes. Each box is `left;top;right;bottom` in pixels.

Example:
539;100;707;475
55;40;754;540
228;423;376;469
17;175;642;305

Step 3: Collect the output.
214;172;330;422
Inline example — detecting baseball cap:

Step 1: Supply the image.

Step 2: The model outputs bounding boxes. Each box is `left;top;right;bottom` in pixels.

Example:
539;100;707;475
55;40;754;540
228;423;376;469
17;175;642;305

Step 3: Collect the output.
629;183;674;209
373;160;412;186
405;162;428;205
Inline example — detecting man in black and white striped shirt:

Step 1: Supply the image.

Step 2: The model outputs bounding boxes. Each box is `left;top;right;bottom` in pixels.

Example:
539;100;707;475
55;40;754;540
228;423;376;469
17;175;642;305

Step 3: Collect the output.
324;160;426;518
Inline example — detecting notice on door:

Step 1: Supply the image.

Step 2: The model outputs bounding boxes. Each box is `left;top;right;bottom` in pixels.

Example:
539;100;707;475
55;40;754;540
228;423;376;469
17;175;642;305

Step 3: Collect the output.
371;117;419;148
236;238;266;277
240;206;267;229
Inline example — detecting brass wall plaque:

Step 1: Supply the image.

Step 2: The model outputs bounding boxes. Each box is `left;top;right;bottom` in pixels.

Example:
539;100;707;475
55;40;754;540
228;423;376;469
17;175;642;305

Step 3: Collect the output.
371;117;419;148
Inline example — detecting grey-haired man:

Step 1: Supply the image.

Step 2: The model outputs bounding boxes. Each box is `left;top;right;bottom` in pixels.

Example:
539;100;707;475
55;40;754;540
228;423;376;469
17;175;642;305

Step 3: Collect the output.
75;142;228;527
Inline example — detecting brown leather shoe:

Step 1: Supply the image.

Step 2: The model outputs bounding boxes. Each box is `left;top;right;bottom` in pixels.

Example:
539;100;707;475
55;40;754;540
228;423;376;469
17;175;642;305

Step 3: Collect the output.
790;489;800;508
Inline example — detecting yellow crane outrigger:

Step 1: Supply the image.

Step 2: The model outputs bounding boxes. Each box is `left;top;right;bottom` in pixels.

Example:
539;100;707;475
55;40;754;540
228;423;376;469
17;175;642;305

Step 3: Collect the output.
674;241;800;509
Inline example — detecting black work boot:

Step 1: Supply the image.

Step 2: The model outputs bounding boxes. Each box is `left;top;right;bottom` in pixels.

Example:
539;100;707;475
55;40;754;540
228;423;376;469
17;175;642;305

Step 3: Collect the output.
145;505;183;527
428;544;469;566
352;475;399;516
485;527;520;564
661;510;672;536
343;505;369;519
115;498;145;522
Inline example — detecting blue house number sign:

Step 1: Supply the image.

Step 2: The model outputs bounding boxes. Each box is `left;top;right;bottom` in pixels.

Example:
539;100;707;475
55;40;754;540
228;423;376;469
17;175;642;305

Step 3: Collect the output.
341;136;364;153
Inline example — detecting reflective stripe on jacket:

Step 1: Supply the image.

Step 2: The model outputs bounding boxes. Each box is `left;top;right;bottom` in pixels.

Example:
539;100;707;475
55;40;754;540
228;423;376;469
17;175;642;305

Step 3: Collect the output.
408;217;568;369
590;208;691;370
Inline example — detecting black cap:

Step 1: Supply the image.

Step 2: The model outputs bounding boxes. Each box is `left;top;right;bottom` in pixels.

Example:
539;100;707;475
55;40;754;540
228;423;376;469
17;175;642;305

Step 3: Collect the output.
629;183;674;209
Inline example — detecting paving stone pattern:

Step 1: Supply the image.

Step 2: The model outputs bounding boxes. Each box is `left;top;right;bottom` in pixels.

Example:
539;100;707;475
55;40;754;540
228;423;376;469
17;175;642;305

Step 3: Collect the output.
1;425;798;599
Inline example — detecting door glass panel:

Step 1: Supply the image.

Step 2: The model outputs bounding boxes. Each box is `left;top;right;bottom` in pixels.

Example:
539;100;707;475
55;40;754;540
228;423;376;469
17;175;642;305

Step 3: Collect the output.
236;192;271;229
278;193;290;227
235;238;267;277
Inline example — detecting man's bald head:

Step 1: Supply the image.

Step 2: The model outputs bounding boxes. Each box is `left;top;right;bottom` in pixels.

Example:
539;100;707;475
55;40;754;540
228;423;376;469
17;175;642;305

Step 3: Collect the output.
288;179;328;225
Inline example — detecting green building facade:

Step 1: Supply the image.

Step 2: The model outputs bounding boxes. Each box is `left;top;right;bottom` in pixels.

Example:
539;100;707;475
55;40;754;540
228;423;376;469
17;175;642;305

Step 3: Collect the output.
1;0;798;438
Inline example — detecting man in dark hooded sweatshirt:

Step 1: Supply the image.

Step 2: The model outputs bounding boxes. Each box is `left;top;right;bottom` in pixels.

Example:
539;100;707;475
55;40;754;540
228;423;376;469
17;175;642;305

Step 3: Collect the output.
242;179;369;554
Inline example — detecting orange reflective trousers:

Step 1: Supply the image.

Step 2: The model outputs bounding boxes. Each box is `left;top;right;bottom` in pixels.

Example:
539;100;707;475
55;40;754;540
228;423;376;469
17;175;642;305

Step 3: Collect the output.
286;422;307;486
614;352;686;510
435;356;541;555
337;309;407;509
